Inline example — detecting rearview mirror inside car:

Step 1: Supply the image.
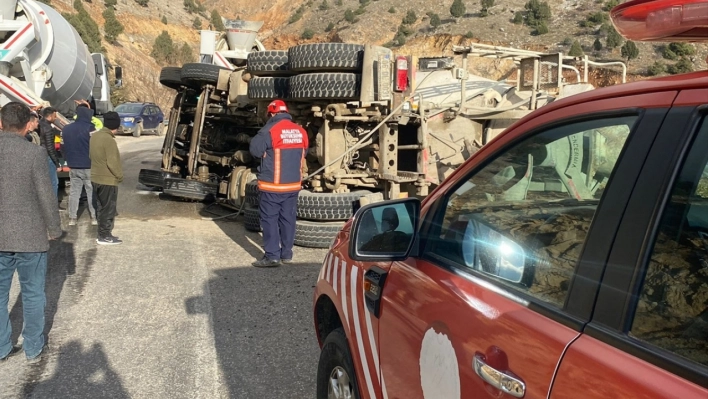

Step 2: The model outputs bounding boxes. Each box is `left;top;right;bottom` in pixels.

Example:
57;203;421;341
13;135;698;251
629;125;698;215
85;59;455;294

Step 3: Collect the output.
349;198;420;262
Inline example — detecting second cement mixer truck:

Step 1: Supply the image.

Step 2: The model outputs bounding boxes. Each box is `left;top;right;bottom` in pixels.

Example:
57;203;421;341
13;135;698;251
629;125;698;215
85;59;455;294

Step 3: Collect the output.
0;0;116;116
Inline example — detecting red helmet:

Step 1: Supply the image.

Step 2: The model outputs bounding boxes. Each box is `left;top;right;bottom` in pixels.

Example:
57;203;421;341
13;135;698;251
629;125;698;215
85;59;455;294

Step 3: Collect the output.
267;99;288;114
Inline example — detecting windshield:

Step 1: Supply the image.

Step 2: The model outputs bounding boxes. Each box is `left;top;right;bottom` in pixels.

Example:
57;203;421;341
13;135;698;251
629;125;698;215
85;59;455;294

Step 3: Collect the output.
115;104;143;114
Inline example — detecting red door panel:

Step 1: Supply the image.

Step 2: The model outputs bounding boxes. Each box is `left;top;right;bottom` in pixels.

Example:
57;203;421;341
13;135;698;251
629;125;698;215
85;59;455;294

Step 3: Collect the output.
379;258;580;399
550;335;708;398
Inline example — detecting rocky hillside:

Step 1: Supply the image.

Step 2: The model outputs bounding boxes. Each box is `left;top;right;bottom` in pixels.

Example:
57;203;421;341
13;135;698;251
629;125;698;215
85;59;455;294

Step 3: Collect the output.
50;0;707;112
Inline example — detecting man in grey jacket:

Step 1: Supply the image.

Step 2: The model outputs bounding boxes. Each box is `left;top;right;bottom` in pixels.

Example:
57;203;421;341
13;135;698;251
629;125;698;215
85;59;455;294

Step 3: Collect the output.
0;102;62;363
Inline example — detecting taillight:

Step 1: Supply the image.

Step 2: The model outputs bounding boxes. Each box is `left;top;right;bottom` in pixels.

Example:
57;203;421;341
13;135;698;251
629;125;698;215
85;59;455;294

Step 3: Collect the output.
611;0;708;41
395;56;409;92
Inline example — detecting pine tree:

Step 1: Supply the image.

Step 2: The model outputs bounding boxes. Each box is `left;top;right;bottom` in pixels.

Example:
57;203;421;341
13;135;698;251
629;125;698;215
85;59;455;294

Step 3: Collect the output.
402;10;417;24
151;31;175;65
210;9;225;31
568;40;584;56
593;38;602;51
102;7;124;43
480;0;493;16
161;15;168;24
64;1;104;53
193;17;201;29
344;9;355;22
325;22;335;32
606;27;623;49
450;0;466;18
621;40;639;62
429;13;441;29
179;43;194;64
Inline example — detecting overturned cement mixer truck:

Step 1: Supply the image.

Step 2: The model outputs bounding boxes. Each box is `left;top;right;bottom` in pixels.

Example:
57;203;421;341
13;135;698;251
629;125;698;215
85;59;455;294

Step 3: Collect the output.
139;19;627;248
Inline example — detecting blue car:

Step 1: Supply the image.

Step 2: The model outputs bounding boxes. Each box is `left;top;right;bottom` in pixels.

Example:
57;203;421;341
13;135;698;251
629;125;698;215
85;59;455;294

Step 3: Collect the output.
115;102;164;137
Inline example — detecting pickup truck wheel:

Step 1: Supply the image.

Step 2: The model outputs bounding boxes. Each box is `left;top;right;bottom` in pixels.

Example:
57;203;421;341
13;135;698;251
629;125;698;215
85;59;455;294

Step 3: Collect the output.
290;73;361;100
245;181;260;206
289;43;364;72
294;220;344;248
297;190;373;221
159;67;183;90
247;77;290;99
243;205;262;232
181;63;226;86
316;327;360;399
133;123;143;138
247;50;291;76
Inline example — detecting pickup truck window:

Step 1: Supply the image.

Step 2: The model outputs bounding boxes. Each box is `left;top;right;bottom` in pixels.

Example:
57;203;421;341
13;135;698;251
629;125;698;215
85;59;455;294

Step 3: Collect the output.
630;117;708;368
427;116;637;308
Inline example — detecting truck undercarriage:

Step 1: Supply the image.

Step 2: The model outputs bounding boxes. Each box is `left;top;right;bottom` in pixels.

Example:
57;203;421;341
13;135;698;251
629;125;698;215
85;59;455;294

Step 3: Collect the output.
140;36;627;248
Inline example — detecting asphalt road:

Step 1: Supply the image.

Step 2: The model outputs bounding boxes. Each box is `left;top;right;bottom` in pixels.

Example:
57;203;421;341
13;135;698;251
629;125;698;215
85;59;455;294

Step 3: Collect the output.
1;134;327;398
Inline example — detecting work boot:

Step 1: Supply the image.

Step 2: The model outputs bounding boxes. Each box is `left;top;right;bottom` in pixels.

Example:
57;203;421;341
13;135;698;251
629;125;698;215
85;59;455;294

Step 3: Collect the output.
68;218;77;226
252;257;280;268
0;345;21;361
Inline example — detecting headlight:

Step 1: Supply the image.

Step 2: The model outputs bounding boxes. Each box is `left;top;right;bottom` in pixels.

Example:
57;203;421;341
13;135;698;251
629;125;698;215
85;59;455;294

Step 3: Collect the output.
123;117;134;122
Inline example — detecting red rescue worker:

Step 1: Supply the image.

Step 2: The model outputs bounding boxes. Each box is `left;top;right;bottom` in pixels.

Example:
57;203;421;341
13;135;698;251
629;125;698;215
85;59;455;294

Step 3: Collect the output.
249;100;309;267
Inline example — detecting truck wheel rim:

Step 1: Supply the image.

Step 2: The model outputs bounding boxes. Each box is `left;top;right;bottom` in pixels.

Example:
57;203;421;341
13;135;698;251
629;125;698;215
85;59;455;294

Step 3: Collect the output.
328;366;352;399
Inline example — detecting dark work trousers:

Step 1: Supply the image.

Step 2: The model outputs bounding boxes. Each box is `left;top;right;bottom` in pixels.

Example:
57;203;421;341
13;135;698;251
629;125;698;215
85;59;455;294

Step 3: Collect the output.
93;183;118;239
259;191;298;261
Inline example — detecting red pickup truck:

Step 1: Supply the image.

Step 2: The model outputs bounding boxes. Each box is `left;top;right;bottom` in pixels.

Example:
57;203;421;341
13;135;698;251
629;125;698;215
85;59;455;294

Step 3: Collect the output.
312;0;708;398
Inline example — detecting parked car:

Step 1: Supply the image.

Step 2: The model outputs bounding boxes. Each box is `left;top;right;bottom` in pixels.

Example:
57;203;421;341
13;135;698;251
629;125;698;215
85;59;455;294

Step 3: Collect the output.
115;102;164;137
311;0;708;398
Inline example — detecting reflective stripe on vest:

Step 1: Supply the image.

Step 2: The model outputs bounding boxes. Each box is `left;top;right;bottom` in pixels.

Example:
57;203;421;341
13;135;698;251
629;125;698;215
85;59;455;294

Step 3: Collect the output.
258;181;301;192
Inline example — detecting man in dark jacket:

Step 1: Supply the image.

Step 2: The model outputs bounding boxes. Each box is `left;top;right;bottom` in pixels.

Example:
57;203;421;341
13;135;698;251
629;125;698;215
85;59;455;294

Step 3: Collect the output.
62;106;97;226
39;107;61;197
0;102;62;363
249;100;308;267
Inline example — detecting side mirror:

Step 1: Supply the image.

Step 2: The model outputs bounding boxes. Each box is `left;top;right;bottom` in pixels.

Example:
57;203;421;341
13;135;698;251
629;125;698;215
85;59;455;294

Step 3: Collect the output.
461;218;528;285
349;198;420;262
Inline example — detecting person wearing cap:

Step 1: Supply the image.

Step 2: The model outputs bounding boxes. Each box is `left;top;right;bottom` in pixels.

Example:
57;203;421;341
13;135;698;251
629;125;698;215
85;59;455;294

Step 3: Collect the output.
89;112;123;245
62;105;98;226
249;100;309;267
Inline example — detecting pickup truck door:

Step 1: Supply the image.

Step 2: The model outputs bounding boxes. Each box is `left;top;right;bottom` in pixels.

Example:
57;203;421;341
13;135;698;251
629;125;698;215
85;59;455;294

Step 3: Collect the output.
376;95;672;398
550;98;708;398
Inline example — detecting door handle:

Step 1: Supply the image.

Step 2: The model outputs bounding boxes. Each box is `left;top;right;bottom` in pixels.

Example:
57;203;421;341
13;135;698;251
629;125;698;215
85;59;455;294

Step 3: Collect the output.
473;353;526;398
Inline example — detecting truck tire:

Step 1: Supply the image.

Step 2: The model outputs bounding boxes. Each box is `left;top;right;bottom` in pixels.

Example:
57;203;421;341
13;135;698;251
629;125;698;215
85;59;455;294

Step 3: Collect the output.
288;43;364;72
245;181;260;206
159;67;183;90
316;327;360;399
297;190;371;221
295;220;344;248
163;178;218;202
243;205;262;232
289;73;360;100
247;50;290;76
181;63;226;85
247;76;290;99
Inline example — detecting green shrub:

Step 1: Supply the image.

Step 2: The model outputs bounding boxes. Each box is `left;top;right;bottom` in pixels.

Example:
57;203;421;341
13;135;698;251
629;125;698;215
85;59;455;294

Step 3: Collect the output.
568;40;584;56
667;57;694;74
512;11;523;24
344;9;356;22
534;21;549;35
211;9;225;31
562;37;573;46
135;0;148;6
319;0;329;10
593;38;603;51
162;15;168;24
647;61;666;76
193;17;201;29
151;30;175;65
465;30;474;38
325;22;335;32
388;7;396;13
430;13;441;29
450;0;466;18
102;7;124;43
402;10;417;24
621;40;639;62
301;28;315;39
